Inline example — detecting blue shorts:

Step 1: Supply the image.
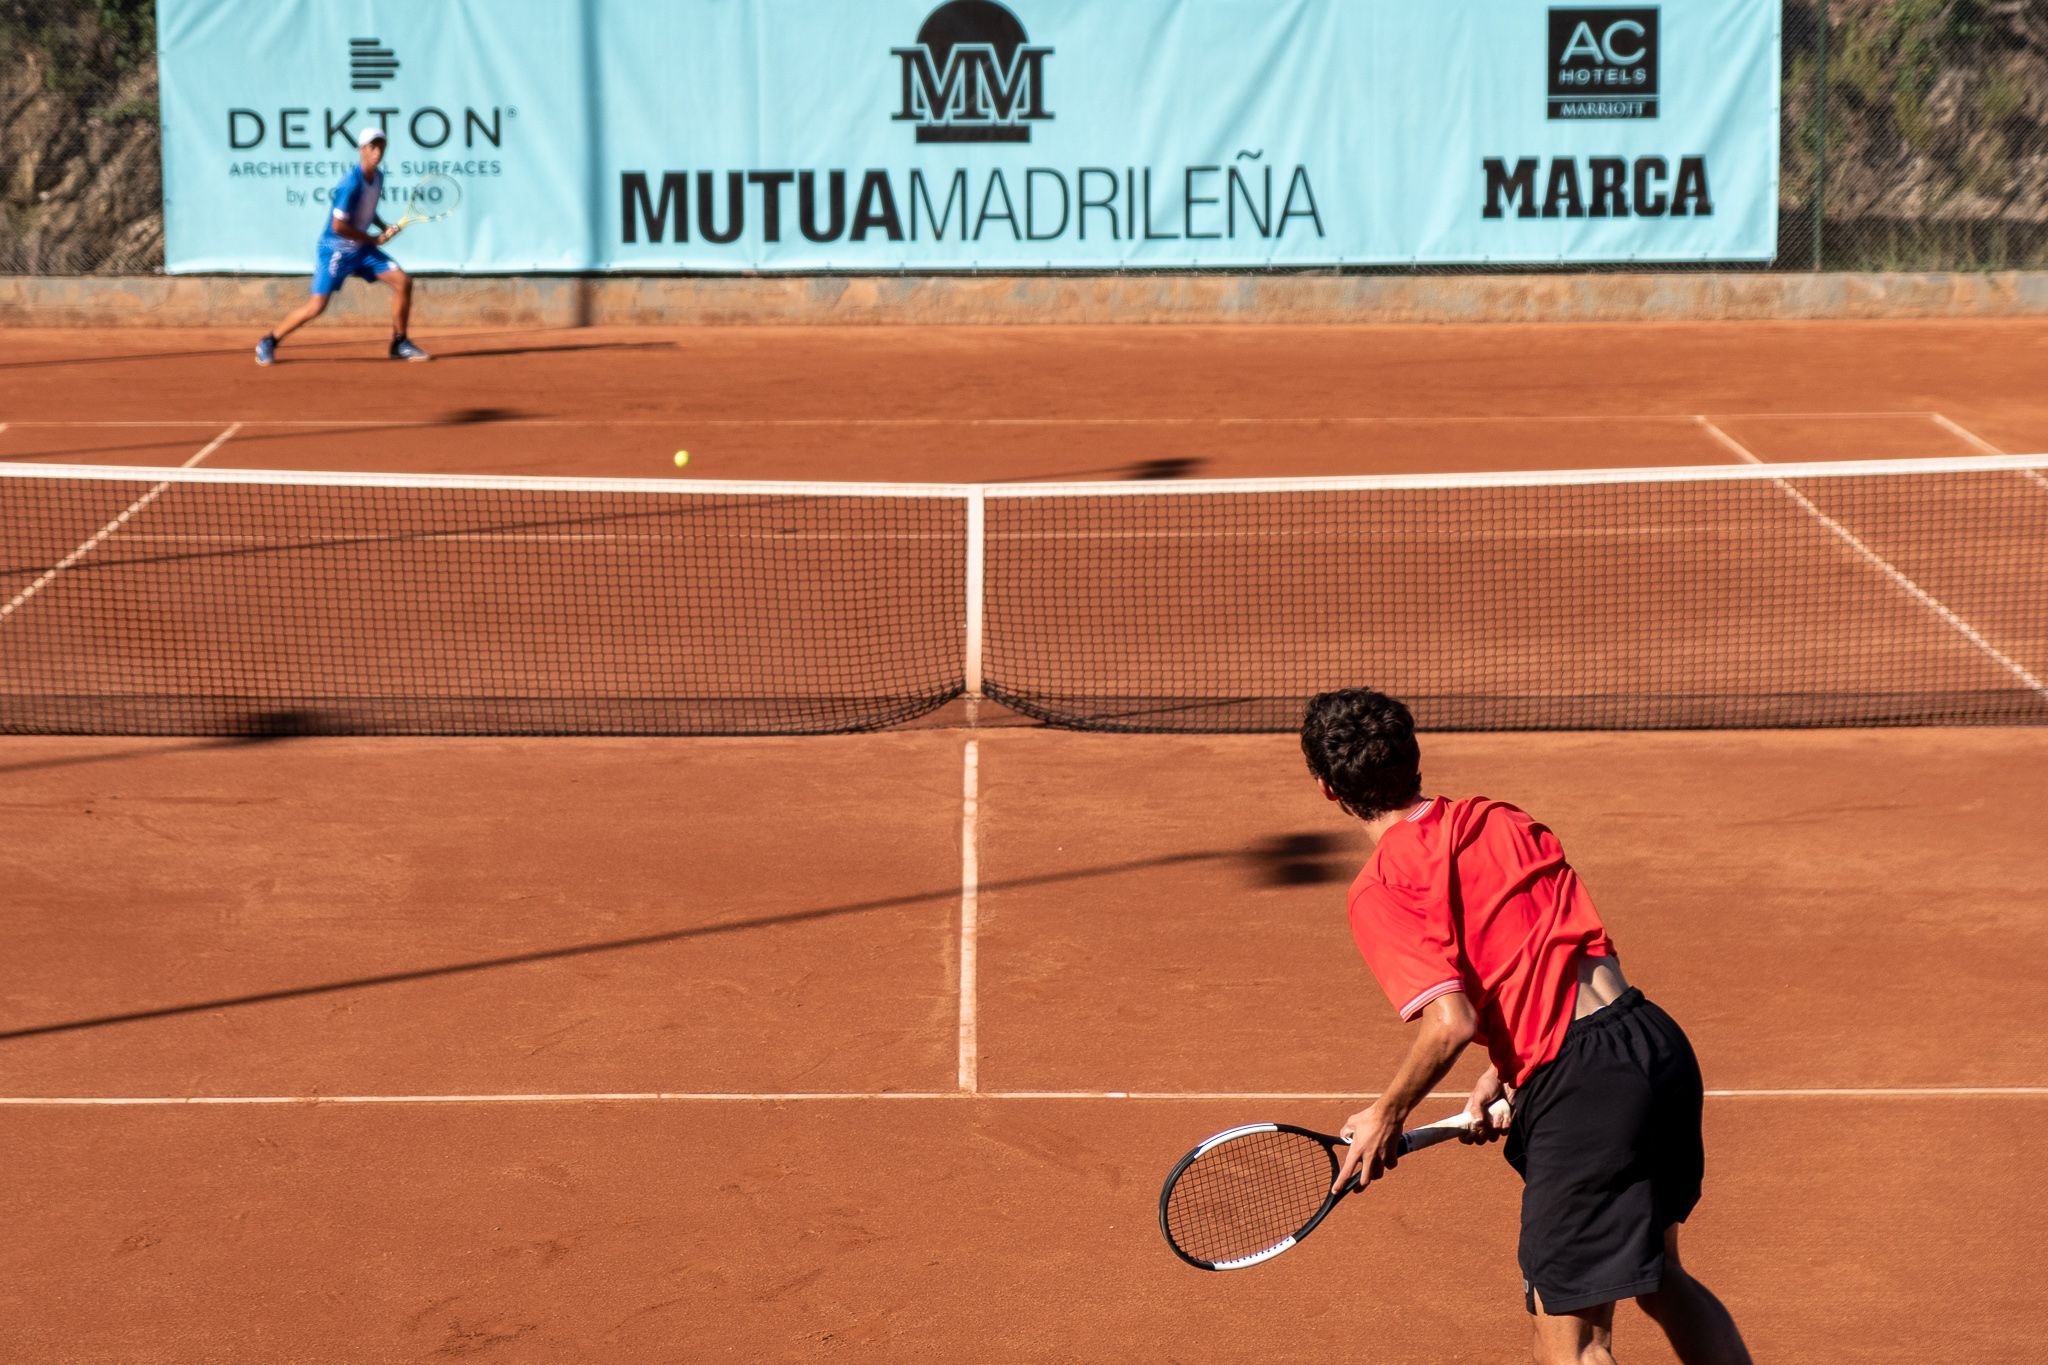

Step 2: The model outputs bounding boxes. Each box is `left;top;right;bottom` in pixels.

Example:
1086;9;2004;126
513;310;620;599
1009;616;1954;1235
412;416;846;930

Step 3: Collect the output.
311;240;398;296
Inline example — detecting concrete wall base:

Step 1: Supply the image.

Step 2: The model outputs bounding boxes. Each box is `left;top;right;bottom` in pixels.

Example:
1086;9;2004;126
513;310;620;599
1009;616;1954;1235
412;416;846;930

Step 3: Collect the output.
8;270;2048;328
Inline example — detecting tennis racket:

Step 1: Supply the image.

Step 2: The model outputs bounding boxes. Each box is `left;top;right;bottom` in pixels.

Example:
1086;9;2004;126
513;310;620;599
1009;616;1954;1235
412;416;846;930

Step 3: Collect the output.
384;173;463;236
1158;1098;1513;1271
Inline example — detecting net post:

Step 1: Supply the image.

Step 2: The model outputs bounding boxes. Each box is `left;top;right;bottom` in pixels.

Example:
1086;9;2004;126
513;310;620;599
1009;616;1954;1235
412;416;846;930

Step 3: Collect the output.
964;486;985;722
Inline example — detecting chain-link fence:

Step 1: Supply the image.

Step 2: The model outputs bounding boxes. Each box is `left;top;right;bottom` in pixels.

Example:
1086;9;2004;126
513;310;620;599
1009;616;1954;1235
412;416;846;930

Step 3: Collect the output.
1782;0;2048;270
0;0;158;273
4;1;2047;275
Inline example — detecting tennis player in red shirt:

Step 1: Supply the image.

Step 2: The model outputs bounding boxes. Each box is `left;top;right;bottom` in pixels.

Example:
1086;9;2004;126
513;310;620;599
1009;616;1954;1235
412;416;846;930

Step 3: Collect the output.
1302;690;1750;1365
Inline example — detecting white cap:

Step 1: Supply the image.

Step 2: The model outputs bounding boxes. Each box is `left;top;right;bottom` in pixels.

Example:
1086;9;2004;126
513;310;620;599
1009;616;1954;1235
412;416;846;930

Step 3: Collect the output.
358;126;388;147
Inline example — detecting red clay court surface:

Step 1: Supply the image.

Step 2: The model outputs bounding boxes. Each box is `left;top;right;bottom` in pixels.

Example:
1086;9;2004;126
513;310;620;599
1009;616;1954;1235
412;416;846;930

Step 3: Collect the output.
3;320;2046;1362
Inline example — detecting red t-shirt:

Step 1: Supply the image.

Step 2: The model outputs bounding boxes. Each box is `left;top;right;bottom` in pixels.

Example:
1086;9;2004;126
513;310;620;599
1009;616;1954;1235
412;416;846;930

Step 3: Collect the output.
1348;795;1614;1085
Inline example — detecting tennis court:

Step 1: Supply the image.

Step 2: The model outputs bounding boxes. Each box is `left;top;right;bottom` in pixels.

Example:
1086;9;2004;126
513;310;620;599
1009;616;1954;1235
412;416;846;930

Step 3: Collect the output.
4;319;2047;1362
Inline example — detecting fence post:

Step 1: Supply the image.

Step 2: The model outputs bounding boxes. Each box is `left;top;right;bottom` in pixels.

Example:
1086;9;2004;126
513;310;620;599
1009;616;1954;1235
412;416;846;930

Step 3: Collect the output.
1811;0;1829;271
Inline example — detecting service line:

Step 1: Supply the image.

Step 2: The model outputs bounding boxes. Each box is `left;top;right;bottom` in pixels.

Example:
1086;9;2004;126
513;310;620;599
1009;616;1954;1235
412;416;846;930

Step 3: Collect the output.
958;738;981;1094
2;1087;2044;1108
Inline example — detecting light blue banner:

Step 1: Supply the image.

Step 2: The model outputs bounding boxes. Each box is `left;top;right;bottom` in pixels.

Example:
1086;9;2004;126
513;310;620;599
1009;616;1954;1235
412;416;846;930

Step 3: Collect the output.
158;0;1779;273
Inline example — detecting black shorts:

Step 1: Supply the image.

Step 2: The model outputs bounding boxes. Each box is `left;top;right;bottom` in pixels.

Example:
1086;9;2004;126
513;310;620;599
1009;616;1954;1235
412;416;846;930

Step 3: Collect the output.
1503;988;1704;1315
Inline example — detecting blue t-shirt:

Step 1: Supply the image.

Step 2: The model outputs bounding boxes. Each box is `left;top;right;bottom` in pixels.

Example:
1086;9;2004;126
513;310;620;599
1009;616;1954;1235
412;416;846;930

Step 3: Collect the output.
320;164;383;245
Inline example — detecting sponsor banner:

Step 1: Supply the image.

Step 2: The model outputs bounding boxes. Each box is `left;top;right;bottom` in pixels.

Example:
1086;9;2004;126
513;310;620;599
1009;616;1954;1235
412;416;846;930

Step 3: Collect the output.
159;0;595;273
158;0;1779;273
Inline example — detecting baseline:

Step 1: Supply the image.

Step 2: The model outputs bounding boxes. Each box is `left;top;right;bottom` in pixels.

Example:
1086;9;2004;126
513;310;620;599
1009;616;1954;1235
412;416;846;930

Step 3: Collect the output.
0;408;1962;430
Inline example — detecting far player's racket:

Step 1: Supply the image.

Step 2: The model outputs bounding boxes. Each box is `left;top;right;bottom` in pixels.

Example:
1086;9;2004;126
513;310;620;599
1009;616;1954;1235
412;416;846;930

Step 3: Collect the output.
1158;1098;1513;1271
384;173;463;235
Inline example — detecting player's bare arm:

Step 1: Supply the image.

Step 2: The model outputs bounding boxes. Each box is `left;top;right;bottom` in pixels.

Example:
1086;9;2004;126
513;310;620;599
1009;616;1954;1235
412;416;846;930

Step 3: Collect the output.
1332;990;1478;1193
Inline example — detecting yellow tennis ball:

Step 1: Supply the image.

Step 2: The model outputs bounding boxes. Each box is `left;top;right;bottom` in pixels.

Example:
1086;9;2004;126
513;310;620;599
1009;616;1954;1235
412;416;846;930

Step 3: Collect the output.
673;450;690;468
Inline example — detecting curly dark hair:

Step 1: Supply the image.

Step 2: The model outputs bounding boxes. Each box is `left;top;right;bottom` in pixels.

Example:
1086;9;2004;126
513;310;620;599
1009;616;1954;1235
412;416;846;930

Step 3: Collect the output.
1300;689;1422;821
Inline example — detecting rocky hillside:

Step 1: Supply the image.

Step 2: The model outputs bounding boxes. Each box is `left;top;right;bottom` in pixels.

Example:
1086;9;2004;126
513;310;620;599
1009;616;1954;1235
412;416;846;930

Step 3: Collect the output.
5;0;2048;274
0;0;159;272
1782;0;2048;266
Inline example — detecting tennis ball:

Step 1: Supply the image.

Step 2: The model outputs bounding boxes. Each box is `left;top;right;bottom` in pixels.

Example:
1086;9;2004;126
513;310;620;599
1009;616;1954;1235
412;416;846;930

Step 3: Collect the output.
673;450;690;468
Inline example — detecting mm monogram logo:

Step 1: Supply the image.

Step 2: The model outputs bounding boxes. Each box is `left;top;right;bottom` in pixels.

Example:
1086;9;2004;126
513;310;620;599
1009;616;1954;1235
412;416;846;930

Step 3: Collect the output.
892;0;1052;143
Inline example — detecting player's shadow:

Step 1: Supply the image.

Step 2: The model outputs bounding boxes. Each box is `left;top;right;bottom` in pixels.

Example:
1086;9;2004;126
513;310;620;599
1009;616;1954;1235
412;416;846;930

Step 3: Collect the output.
0;337;373;371
0;330;672;372
281;340;678;365
1002;456;1207;483
0;834;1348;1041
433;340;678;361
0;491;742;583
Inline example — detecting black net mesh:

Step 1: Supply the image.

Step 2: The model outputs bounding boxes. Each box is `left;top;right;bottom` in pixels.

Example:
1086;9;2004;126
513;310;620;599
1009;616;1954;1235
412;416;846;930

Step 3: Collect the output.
3;459;2045;736
983;462;2048;731
0;469;966;735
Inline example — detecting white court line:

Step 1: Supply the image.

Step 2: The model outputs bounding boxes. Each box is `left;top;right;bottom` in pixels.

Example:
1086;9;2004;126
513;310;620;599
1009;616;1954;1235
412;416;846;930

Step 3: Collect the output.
0;418;469;428
989;1087;2048;1101
1929;412;2048;494
0;422;240;625
509;411;1939;429
1695;417;2048;700
958;739;981;1093
1931;412;2006;455
1;1086;2042;1108
0;419;388;428
78;526;1833;548
0;1092;961;1107
0;409;1948;430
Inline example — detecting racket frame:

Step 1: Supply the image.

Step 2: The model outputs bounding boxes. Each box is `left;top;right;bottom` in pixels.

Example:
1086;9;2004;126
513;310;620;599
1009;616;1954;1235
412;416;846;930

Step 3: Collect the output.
1157;1098;1513;1272
1157;1121;1350;1271
388;174;463;231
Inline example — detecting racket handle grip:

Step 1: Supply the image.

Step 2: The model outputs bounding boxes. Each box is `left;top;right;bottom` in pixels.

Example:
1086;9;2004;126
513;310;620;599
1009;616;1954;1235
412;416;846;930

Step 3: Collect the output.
1398;1096;1513;1155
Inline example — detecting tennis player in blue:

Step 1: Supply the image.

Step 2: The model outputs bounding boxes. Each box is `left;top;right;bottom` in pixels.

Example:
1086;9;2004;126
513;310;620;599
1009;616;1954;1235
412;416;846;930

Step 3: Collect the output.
255;126;429;365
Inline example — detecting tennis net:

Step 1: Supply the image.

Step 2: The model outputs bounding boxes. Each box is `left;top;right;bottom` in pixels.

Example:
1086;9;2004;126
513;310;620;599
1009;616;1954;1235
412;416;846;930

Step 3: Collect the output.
2;456;2045;734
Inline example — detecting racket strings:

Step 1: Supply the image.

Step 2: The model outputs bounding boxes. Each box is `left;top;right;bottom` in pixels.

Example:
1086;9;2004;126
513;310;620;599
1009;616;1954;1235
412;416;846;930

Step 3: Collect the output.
1162;1130;1337;1264
395;174;462;225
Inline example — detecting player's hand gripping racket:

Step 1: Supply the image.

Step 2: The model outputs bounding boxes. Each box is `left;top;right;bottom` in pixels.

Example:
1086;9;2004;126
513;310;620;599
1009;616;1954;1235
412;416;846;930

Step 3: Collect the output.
383;173;463;239
1158;1098;1512;1271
